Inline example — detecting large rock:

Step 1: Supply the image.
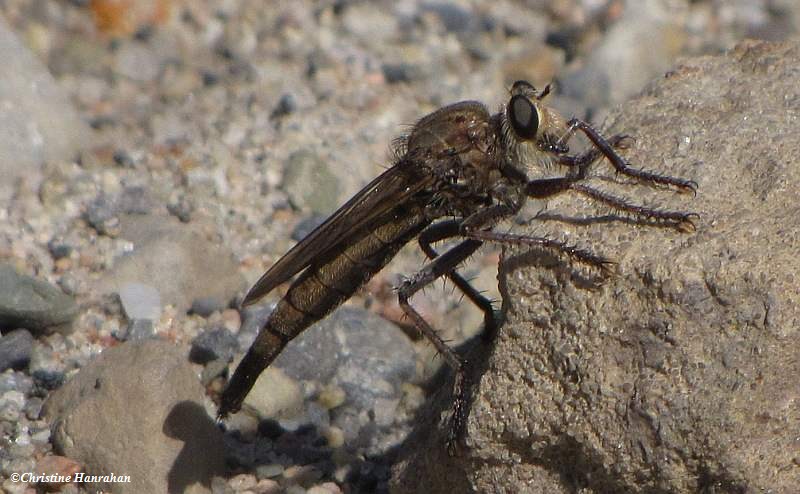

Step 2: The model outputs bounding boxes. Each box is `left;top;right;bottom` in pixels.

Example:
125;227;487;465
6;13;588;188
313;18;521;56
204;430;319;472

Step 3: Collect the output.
0;17;90;203
41;340;224;493
393;40;800;493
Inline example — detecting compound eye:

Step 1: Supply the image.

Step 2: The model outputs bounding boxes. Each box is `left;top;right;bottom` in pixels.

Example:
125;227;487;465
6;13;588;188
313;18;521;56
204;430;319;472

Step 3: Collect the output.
509;94;539;140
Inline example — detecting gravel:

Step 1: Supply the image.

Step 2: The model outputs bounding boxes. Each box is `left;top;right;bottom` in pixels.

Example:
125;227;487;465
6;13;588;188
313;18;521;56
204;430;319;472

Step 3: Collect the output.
0;0;795;492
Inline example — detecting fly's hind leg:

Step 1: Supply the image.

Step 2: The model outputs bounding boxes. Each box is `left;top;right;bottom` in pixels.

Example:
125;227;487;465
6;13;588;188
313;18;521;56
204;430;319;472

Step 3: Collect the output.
419;221;497;341
398;239;484;456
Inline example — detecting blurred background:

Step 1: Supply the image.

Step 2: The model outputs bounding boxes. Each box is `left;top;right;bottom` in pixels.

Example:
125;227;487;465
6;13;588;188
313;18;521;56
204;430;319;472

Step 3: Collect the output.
0;1;798;493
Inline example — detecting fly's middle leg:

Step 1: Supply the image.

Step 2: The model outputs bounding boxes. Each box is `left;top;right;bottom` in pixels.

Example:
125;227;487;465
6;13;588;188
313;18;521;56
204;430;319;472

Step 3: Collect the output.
397;239;483;456
418;221;497;340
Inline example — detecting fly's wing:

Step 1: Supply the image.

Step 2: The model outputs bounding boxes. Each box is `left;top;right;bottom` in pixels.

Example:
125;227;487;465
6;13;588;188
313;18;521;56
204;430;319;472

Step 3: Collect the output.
242;163;432;306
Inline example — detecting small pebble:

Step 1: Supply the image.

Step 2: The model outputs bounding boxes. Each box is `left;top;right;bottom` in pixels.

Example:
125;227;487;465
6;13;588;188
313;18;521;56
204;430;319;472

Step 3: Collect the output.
291;214;326;242
34;455;83;489
167;196;193;222
118;282;162;321
229;473;257;491
189;328;239;364
255;463;285;480
285;485;308;494
84;195;120;237
190;296;227;317
271;93;297;119
317;385;345;410
2;478;28;494
252;478;281;494
283;465;323;487
322;426;345;449
200;358;229;386
31;369;66;392
112;149;134;167
122;318;156;341
24;396;43;420
0;329;34;372
47;238;74;259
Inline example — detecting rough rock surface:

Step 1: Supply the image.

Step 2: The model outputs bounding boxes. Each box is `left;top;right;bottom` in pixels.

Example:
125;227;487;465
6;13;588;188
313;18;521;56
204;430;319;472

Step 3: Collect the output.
41;340;224;493
393;39;800;493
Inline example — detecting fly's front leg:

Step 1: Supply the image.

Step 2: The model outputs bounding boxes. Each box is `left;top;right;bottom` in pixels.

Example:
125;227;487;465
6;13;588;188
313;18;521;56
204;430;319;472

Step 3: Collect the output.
557;133;634;170
566;118;697;192
523;167;696;231
398;239;483;456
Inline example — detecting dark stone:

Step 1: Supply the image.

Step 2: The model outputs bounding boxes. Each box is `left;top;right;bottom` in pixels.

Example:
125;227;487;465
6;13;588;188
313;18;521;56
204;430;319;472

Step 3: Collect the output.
0;264;78;335
291;214;326;242
116;185;156;214
47;238;74;260
382;63;419;84
122;319;156;341
112;149;134;167
189;297;226;317
190;328;239;364
270;93;297;119
0;329;33;371
32;369;65;393
84;194;118;234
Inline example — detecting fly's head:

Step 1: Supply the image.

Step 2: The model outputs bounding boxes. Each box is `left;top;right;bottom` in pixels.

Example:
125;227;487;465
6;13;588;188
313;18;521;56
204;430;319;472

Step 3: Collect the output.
501;80;570;177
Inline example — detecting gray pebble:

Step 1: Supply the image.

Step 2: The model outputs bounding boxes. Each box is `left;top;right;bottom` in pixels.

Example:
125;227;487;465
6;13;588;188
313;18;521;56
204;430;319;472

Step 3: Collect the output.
382;63;419;84
0;329;33;372
0;371;33;395
256;463;285;479
116;185;157;215
167;195;194;222
31;369;65;392
112;149;134;167
0;264;77;335
47;238;74;259
200;358;229;386
271;93;297;119
84;194;120;236
190;296;227;317
23;396;43;420
281;149;341;214
118;282;162;321
190;327;239;364
291;214;326;242
122;319;156;341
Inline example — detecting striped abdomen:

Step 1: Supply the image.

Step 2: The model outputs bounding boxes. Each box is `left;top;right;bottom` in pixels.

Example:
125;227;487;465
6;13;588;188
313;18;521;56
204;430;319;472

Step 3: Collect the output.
218;204;430;417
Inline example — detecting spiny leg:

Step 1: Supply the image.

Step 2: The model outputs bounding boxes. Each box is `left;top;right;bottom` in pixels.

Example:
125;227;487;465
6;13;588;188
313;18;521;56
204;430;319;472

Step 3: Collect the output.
565;118;697;192
419;221;498;340
462;229;614;276
522;169;696;231
398;239;484;456
556;133;633;170
571;183;698;231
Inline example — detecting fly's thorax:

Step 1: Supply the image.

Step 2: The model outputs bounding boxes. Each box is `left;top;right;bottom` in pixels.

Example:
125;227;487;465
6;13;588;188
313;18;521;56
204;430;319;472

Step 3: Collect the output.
399;100;506;201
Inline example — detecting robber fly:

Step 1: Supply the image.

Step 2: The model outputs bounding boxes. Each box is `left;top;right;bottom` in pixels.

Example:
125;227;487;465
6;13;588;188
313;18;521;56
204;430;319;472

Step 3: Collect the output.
217;81;696;454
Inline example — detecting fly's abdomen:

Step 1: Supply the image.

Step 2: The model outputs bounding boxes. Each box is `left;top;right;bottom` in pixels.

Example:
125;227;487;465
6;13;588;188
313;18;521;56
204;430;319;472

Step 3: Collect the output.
218;206;429;417
275;206;428;334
